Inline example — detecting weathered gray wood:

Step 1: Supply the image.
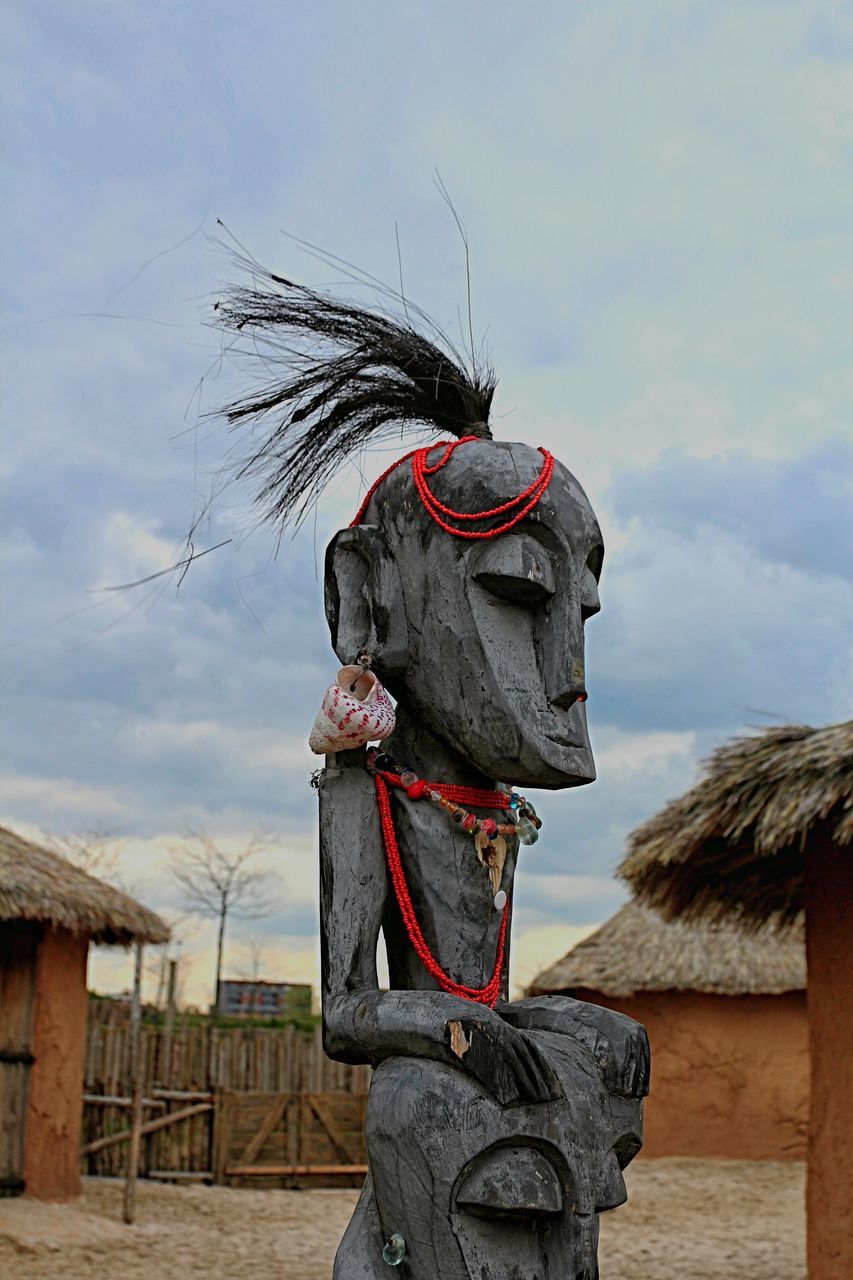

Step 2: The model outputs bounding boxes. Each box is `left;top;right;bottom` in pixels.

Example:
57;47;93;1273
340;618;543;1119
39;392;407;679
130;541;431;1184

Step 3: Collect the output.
318;442;649;1278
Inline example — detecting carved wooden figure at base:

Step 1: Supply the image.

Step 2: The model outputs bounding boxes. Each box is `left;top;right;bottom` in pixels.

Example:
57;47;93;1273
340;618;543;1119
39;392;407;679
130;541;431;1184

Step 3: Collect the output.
211;262;650;1278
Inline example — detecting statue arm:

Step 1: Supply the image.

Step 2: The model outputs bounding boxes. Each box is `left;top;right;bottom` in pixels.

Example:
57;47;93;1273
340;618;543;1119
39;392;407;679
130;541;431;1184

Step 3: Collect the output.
318;758;387;1064
319;759;560;1105
497;996;650;1099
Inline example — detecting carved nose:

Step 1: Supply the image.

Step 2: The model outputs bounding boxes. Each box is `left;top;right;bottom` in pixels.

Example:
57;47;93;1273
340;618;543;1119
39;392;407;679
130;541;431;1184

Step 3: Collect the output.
550;687;588;711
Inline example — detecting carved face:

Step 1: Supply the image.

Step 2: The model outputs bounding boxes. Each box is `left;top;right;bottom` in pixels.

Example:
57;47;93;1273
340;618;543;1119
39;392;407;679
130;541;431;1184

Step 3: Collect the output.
361;1029;644;1280
384;440;604;789
327;440;604;788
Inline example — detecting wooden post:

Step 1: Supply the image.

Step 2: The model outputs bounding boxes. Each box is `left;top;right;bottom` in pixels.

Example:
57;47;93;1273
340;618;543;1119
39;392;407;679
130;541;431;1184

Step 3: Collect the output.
161;959;177;1087
123;941;144;1224
81;1102;212;1157
805;836;853;1280
211;1089;227;1185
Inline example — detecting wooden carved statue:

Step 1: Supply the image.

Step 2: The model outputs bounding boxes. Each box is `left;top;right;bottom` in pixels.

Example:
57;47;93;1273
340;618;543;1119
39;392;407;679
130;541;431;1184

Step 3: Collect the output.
214;261;650;1279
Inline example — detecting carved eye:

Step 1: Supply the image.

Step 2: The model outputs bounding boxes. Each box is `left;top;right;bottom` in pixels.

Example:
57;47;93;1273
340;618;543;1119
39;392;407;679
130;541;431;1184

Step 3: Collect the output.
472;535;556;606
581;545;603;621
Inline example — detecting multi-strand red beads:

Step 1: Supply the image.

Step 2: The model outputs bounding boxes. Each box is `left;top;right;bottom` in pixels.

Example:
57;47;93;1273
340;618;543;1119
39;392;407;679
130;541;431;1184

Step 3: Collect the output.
412;438;554;540
367;751;542;844
374;772;509;1008
350;435;555;539
367;751;543;1007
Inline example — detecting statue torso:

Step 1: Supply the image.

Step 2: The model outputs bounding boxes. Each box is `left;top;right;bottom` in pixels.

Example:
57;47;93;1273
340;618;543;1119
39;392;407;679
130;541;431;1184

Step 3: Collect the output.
347;766;520;996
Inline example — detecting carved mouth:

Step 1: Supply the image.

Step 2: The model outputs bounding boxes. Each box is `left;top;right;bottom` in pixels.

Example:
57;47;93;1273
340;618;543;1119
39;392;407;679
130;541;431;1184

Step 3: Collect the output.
545;731;587;750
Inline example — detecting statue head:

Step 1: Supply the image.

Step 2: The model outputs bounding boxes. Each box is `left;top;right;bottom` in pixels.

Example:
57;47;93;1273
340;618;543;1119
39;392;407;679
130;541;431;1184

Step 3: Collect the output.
213;259;603;787
325;438;603;788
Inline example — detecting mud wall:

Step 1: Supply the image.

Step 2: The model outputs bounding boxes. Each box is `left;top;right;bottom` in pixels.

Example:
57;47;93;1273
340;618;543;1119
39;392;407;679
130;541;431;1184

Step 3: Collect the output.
573;988;808;1161
24;927;89;1200
805;838;853;1280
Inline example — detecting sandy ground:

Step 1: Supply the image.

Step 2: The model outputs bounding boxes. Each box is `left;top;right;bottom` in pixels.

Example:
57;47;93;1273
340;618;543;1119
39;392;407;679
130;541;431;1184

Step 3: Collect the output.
0;1160;805;1280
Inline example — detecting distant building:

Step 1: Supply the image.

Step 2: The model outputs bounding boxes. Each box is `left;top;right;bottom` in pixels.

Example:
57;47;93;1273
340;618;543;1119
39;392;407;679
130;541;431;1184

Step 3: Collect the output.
528;899;807;1161
0;825;168;1200
217;978;312;1019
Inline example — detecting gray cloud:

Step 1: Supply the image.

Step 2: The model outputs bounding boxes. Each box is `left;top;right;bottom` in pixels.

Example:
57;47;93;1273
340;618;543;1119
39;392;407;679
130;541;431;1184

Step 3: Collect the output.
608;442;853;581
3;2;853;986
590;444;853;735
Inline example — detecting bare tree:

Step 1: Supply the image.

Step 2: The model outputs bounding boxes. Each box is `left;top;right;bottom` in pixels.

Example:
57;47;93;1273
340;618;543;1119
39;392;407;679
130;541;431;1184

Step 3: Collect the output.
237;938;267;983
149;911;192;1009
42;825;124;880
169;830;275;1016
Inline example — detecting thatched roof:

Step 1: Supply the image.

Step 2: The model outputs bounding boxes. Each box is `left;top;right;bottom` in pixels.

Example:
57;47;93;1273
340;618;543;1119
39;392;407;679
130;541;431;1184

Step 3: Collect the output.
619;721;853;929
0;826;169;946
527;901;805;998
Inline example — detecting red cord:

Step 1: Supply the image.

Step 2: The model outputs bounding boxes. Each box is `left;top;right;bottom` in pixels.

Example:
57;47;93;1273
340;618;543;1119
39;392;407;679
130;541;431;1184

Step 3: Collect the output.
374;773;509;1007
349;436;554;539
378;770;511;811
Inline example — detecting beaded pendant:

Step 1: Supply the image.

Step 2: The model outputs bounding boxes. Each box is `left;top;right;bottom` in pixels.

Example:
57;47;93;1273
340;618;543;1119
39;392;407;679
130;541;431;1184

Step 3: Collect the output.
367;749;543;900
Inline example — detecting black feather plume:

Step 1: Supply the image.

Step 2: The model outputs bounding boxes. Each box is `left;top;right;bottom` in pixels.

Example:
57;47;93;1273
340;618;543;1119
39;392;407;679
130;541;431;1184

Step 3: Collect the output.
212;251;496;530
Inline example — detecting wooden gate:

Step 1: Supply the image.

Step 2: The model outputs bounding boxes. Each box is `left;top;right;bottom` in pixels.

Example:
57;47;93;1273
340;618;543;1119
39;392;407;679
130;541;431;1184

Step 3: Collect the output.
0;923;39;1197
213;1090;368;1187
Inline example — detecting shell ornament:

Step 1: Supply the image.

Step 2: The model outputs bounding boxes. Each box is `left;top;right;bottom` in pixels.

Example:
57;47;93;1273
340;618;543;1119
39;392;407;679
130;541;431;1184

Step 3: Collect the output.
308;665;396;755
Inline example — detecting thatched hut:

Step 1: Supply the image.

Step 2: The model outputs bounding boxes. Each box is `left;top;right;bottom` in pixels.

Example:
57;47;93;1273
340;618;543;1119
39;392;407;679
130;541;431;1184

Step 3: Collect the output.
619;721;852;1280
0;825;167;1200
528;901;807;1160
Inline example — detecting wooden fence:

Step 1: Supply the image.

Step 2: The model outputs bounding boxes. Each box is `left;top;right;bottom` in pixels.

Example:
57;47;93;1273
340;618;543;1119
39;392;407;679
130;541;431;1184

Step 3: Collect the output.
84;1014;369;1095
214;1091;368;1188
81;1006;370;1181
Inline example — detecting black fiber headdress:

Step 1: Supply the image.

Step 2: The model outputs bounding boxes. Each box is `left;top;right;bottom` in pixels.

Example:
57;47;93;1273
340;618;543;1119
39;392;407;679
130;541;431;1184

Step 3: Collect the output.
213;248;497;530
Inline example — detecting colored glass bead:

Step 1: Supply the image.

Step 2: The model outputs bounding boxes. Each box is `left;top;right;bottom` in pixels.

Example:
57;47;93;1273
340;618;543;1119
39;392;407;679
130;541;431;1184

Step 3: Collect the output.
382;1233;407;1266
461;813;478;832
429;790;442;803
517;818;539;845
407;779;426;800
450;808;465;824
375;753;394;771
480;818;498;839
401;770;418;787
493;889;507;910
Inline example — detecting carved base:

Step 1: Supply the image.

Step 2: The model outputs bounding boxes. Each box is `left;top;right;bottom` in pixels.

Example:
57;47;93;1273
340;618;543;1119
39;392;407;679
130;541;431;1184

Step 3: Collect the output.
334;1002;647;1280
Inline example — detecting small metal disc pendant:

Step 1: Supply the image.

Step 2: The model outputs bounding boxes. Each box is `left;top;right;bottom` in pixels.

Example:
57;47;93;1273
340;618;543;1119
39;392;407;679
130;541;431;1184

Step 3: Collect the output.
493;889;507;910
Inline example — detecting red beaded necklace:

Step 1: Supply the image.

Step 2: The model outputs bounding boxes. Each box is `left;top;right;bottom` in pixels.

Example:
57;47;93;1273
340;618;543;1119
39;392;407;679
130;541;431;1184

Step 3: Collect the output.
350;436;554;538
374;771;511;1008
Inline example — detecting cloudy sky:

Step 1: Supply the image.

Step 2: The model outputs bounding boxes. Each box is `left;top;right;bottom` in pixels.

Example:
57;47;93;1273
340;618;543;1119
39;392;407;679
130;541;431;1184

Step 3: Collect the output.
3;2;851;1004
